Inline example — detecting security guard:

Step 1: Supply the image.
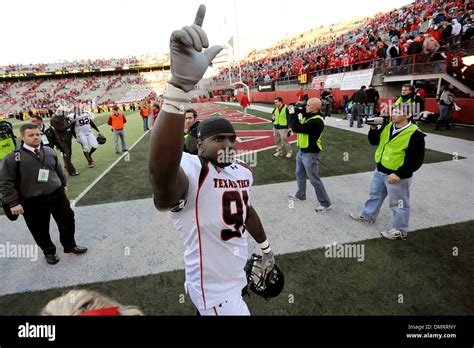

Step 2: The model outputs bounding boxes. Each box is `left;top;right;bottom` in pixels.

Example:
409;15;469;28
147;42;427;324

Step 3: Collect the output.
350;107;425;240
0;123;88;264
0;118;16;162
272;97;292;158
288;98;332;213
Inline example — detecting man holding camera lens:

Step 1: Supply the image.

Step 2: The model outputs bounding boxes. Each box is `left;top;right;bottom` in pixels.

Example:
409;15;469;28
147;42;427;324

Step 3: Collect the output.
288;98;332;213
350;107;425;240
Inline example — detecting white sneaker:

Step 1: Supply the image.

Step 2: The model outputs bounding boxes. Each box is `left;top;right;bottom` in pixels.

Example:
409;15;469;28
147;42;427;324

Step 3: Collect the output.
273;152;283;157
315;205;332;213
286;152;292;158
350;213;375;224
288;194;303;201
381;228;407;240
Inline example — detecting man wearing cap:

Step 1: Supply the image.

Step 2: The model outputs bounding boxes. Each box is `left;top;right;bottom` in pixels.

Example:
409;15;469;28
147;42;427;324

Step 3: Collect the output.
149;5;276;316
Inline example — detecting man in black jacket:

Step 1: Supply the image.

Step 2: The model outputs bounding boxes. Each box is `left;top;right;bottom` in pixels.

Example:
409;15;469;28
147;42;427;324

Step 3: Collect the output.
350;108;425;240
288;98;332;213
50;106;79;176
350;86;367;128
31;115;63;152
183;108;200;155
364;85;379;117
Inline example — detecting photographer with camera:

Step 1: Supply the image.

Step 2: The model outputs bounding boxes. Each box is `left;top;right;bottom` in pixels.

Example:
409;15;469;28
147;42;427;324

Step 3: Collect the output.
0;118;16;163
393;84;423;118
320;88;334;117
288;98;332;213
350;107;425;241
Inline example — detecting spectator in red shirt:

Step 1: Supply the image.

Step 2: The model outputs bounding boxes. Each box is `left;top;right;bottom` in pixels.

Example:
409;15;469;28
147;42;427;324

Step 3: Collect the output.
240;92;250;117
296;87;305;102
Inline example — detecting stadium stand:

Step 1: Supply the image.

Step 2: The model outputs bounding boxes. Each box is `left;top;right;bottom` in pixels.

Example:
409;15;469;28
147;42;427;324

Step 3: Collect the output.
210;0;473;91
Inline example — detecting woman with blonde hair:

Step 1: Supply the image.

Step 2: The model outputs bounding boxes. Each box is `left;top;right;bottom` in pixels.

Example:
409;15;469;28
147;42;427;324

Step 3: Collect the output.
41;289;143;316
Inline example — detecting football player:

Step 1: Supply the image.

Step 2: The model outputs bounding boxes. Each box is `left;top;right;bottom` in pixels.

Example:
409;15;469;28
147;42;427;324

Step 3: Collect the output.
69;105;102;168
149;5;276;316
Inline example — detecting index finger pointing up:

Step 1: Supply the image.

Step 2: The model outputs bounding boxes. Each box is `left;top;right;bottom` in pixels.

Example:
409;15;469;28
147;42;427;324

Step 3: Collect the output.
194;4;206;27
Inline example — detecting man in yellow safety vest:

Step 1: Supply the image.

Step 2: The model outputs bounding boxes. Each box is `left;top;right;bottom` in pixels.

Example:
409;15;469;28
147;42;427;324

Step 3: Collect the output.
271;97;293;158
288;98;332;213
350;107;426;240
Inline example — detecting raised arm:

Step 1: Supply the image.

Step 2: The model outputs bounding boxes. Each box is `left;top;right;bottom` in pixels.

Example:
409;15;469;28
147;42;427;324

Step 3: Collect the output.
148;4;222;211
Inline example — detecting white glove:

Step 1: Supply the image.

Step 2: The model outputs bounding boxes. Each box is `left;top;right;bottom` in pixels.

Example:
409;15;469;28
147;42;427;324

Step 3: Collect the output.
168;5;223;92
261;250;275;276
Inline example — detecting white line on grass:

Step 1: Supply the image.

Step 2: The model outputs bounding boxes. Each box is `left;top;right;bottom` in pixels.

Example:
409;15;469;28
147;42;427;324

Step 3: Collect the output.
71;129;150;207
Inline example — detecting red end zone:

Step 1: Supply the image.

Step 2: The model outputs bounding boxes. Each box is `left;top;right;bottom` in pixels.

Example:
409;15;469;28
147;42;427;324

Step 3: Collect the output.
235;130;297;152
192;103;270;124
190;103;295;152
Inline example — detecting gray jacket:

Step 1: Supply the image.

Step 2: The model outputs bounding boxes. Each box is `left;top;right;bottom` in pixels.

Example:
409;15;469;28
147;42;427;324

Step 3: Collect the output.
0;146;67;207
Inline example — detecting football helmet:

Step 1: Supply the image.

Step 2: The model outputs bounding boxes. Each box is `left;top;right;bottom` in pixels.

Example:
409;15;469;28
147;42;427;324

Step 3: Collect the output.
97;134;107;145
244;253;284;299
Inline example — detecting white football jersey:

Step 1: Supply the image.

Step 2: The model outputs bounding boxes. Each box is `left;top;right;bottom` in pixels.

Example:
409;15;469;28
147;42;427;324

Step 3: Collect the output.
69;112;94;134
169;152;253;310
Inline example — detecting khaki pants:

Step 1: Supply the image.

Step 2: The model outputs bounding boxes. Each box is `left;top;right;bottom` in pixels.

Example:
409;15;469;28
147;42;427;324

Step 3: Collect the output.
274;128;292;154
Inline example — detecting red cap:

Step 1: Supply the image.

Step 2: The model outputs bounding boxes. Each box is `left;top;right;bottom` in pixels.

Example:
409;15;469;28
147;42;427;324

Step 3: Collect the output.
79;306;120;316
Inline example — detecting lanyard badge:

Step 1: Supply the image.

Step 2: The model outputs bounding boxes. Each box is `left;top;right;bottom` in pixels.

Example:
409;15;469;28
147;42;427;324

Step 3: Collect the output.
37;169;50;183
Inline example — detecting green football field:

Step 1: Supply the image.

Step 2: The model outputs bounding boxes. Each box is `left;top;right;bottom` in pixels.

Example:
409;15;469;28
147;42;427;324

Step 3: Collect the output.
1;103;472;315
0;221;472;315
77;105;453;206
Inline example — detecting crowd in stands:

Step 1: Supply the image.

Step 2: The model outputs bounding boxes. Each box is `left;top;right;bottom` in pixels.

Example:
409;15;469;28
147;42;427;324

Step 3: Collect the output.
212;0;473;88
0;74;148;115
0;70;172;118
0;53;170;75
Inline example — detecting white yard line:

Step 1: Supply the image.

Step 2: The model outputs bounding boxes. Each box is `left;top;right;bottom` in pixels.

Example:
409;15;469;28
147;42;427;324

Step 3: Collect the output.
71;129;150;207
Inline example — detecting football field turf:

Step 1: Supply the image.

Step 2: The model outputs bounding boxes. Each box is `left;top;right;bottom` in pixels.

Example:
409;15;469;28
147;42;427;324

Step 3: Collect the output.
0;221;472;315
1;103;472;316
77;104;453;206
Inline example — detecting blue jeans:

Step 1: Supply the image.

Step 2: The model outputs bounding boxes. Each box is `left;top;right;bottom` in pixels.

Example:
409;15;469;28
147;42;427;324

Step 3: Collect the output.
113;130;127;152
365;103;375;116
361;169;412;234
143;117;149;131
437;105;452;127
294;151;331;207
350;104;364;127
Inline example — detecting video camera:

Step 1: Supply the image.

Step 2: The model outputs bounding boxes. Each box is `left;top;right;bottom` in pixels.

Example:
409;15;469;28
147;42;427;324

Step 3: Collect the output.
364;115;390;126
288;94;308;115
